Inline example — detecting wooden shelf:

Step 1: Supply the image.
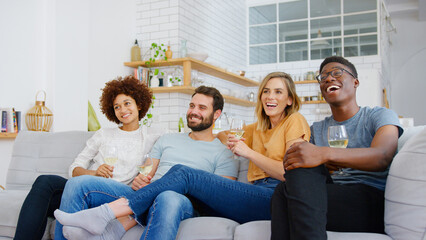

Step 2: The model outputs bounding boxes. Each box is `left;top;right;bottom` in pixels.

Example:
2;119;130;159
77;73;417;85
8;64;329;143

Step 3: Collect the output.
0;132;18;139
302;100;327;104
151;86;256;107
222;95;256;107
151;86;196;94
124;58;260;87
294;80;318;84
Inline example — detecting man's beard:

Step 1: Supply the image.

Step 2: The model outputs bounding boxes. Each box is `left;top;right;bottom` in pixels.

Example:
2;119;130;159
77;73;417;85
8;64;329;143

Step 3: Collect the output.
187;112;214;132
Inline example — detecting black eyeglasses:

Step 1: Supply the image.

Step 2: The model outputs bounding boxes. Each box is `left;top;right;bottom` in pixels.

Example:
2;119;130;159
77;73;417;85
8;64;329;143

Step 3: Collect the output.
316;67;356;83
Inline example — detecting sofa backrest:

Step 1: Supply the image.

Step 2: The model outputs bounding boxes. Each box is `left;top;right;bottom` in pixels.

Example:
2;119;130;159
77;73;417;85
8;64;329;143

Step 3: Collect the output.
6;131;94;190
385;126;426;239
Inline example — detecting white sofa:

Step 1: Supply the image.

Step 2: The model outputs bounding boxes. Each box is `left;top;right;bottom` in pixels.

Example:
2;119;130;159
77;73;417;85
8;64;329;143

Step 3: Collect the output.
0;126;425;240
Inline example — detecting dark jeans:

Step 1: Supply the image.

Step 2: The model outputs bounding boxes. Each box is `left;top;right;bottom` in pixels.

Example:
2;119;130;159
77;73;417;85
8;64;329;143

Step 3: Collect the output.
271;165;385;240
14;175;67;240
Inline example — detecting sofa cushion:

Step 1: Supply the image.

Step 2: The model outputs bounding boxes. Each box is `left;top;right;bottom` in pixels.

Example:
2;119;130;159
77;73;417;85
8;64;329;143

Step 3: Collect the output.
397;125;426;151
234;220;270;240
385;127;426;239
176;217;239;240
0;190;28;238
326;231;392;240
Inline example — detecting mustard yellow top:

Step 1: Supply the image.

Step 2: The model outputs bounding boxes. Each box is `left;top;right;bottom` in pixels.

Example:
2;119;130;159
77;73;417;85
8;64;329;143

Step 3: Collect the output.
244;112;311;182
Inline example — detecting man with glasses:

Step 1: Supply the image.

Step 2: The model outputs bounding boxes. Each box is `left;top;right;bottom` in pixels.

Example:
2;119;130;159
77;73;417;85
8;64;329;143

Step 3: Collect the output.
270;56;403;240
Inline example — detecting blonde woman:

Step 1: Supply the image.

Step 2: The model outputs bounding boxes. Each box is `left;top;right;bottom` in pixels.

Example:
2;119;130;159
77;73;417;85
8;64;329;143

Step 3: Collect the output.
53;72;311;240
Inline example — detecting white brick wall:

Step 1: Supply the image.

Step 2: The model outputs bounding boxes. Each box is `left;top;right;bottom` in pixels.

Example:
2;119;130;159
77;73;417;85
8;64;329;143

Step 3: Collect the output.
136;0;251;131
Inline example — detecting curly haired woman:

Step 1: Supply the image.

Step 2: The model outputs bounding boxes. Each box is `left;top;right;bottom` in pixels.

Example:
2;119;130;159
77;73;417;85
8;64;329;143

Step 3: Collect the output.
14;76;154;240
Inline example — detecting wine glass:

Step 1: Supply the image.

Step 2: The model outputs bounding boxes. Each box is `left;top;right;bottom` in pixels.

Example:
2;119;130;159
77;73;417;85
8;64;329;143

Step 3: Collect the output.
137;154;154;176
328;125;349;176
230;119;246;159
104;145;118;166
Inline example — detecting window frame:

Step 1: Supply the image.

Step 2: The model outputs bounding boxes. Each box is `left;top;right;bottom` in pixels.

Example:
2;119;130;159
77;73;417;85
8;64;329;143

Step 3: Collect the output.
247;0;379;65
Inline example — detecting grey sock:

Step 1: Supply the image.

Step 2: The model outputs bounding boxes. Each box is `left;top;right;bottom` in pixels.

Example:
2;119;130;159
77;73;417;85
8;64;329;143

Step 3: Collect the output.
63;219;126;240
63;226;100;240
103;219;126;240
54;204;115;235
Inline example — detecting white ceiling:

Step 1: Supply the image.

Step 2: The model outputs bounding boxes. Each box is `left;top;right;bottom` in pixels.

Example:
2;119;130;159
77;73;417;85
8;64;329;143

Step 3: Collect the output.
384;0;425;21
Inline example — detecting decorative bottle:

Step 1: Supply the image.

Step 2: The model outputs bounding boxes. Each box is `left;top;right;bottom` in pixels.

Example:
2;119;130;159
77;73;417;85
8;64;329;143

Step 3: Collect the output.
178;115;185;133
165;45;173;59
131;39;141;62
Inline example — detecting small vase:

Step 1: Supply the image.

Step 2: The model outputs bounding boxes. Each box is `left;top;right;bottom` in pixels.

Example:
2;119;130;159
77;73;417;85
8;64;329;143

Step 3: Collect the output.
165;46;173;59
150;75;160;88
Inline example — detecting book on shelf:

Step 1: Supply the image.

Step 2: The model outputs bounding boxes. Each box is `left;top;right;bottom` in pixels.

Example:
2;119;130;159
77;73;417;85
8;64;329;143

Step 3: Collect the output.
134;66;149;86
16;111;21;132
0;107;20;133
1;111;6;132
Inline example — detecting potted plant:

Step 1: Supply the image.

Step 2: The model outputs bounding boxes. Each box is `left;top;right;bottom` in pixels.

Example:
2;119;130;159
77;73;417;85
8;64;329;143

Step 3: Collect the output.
145;43;167;86
169;76;182;86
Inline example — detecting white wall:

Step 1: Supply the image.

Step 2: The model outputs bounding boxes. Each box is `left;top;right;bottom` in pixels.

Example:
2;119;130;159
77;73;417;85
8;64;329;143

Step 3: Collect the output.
0;0;90;186
388;12;426;125
0;0;136;186
87;0;137;128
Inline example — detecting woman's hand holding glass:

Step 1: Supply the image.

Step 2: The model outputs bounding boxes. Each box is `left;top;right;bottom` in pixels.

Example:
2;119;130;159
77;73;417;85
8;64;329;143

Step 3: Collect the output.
227;135;251;159
95;164;114;178
229;119;246;159
99;145;117;178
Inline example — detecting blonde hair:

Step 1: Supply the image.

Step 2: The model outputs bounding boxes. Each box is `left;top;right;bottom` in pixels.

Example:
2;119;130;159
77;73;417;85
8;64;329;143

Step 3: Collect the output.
255;72;301;131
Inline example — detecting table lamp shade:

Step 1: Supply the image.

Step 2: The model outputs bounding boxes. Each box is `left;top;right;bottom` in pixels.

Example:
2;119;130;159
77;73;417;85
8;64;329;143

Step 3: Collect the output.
25;91;53;131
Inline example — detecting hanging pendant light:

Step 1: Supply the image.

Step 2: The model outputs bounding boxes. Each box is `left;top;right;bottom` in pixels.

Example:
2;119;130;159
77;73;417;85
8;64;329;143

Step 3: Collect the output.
312;30;330;47
25;90;53;132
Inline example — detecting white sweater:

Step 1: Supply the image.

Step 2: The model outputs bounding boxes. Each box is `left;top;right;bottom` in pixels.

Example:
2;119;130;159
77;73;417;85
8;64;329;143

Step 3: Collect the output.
68;126;152;185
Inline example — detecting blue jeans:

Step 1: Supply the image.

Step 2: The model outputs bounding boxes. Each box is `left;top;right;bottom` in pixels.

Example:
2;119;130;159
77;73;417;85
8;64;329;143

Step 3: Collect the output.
143;191;193;239
15;175;67;240
56;164;278;239
55;176;194;240
127;164;276;224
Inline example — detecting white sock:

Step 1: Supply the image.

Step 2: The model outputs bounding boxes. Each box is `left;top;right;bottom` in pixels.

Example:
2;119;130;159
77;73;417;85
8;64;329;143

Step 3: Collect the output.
54;204;115;235
63;219;126;240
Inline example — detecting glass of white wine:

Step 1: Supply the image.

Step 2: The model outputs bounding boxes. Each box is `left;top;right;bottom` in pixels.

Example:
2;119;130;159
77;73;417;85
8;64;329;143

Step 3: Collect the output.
104;145;118;166
328;125;349;176
137;154;154;176
230;118;246;159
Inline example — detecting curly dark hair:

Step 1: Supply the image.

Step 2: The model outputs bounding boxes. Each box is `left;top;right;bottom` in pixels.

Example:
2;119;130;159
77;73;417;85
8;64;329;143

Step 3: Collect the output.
100;76;152;124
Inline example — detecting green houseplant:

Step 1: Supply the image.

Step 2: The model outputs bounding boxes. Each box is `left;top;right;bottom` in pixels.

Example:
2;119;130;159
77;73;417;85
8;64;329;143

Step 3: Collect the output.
145;43;167;78
142;95;155;126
